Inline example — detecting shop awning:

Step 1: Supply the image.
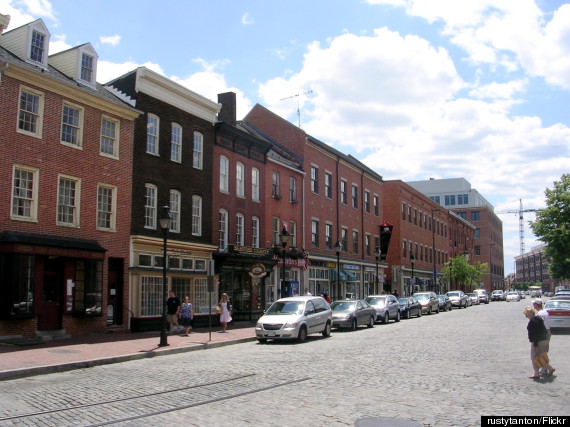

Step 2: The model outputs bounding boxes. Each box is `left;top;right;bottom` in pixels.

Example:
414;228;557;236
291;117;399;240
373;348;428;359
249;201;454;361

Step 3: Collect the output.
0;232;106;252
343;270;359;281
330;269;348;281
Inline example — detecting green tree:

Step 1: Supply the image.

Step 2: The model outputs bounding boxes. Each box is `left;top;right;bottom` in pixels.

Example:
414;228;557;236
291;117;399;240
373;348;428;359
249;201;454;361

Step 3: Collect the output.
441;255;487;290
530;174;570;280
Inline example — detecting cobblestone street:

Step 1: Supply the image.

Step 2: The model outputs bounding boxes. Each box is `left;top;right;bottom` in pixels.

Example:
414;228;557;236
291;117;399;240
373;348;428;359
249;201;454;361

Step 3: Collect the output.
0;299;568;426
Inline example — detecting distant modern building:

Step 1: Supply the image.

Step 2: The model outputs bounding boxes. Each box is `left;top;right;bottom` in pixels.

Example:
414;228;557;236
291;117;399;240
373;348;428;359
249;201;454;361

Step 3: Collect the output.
514;244;567;293
407;178;504;291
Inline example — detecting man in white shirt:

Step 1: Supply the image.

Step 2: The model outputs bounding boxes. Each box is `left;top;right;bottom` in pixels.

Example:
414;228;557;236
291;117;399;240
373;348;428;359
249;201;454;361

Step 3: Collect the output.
533;298;551;374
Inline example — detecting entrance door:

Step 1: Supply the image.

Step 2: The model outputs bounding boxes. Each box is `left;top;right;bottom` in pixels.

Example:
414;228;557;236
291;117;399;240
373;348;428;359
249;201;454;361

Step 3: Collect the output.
38;271;62;330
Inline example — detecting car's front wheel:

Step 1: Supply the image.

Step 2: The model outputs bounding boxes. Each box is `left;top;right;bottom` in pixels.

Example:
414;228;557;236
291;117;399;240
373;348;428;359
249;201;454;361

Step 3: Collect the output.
417;309;422;318
395;311;401;322
367;316;375;328
350;318;357;331
383;313;390;324
257;338;267;344
405;310;411;319
297;326;307;343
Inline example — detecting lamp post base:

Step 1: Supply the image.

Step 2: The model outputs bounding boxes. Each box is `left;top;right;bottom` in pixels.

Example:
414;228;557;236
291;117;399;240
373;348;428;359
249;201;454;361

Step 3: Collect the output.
159;329;169;347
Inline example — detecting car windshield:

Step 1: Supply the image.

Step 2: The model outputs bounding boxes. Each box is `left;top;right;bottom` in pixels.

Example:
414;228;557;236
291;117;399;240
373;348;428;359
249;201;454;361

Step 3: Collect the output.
398;298;408;304
331;301;356;311
415;294;429;300
266;301;304;315
447;292;460;297
546;301;570;309
366;297;386;305
468;293;476;297
438;296;445;300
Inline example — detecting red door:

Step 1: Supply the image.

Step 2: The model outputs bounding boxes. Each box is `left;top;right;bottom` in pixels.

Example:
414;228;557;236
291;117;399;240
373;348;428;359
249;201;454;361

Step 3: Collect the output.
38;271;62;330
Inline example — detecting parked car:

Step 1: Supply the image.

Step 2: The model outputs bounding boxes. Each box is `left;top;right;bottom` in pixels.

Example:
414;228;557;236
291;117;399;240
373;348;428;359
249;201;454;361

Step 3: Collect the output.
544;299;570;330
473;289;490;304
467;293;480;305
255;296;332;343
437;294;452;312
413;292;440;315
446;290;468;308
330;300;375;330
364;294;401;323
555;289;570;298
491;290;505;301
398;297;422;319
506;291;521;302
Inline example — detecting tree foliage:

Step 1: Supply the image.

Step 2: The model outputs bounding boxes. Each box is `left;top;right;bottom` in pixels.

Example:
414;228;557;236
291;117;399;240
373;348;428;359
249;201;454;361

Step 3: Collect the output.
441;255;488;290
530;173;570;280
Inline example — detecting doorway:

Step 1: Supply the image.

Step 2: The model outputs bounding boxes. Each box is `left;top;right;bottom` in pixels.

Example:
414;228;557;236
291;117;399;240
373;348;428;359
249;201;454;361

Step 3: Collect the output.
38;257;64;330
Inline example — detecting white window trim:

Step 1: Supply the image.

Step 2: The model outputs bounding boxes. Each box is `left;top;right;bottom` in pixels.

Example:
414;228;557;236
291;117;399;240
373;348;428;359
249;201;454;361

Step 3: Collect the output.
236;162;245;197
252;167;260;202
146;114;159;156
96;183;117;231
27;24;50;68
220;156;229;193
11;165;39;222
252;216;260;248
169;190;181;233
60;101;84;149
193;132;204;170
56;174;81;228
144;184;157;229
236;213;245;245
17;86;44;139
192;195;202;236
78;48;97;87
171;123;182;163
100;116;120;159
219;209;228;250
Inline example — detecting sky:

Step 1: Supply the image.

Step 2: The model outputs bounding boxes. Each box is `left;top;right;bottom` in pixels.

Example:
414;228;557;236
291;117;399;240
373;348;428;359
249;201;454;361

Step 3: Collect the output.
2;0;570;275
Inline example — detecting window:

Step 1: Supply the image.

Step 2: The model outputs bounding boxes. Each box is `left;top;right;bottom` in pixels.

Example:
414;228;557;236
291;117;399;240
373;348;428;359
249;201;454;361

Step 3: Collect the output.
73;260;103;317
171;123;182;162
146;114;159;155
289;221;297;247
340;180;347;204
219;210;228;249
193;132;203;169
325;223;333;250
236;214;245;245
471;211;480;221
236;163;245;197
352;185;358;208
403;240;407;258
413;209;417;225
30;29;46;64
144;184;157;229
11;166;38;221
457;212;466;219
272;171;280;198
402;203;406;220
311;166;319;193
341;228;348;251
18;87;43;137
408;205;412;222
100;117;119;157
311;220;319;248
364;191;370;213
430;195;441;204
475;246;481;256
192;196;202;236
1;254;34;318
289;177;297;202
444;195;456;206
80;52;94;84
169;190;181;233
252;216;260;248
141;276;163;316
96;184;116;230
352;230;359;254
57;176;80;226
365;234;370;256
325;172;332;198
251;168;260;201
272;217;280;245
373;195;379;216
220;156;229;192
61;103;83;147
474;228;480;239
458;194;469;205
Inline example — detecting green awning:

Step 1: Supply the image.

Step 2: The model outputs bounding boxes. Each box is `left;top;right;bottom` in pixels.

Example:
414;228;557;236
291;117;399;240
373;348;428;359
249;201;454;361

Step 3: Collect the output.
343;270;358;281
330;269;348;281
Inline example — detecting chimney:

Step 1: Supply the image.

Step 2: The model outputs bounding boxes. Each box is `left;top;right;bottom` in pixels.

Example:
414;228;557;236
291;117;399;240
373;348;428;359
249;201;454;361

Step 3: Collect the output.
0;14;10;34
217;92;237;126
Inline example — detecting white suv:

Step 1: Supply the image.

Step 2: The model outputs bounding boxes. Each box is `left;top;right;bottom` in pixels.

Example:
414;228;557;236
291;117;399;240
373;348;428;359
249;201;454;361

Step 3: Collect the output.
473;289;490;304
255;296;332;343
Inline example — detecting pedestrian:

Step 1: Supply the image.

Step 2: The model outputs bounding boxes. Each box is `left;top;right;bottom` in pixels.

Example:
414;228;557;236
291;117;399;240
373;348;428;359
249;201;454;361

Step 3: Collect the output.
393;290;399;298
292;288;299;297
218;293;232;333
179;296;193;336
303;288;312;296
523;306;555;379
322;292;331;303
166;291;181;332
533;298;552;375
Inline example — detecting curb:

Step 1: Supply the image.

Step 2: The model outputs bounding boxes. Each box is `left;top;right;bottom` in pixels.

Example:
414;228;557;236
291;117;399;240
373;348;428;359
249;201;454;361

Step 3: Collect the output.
0;336;257;381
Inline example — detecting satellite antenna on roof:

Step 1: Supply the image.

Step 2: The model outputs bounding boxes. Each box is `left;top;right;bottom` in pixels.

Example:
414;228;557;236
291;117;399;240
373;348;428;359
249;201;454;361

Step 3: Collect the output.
280;90;314;129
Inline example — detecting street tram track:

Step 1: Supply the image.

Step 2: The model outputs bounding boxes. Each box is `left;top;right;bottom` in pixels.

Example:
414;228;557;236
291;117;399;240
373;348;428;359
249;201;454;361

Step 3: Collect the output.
0;373;310;426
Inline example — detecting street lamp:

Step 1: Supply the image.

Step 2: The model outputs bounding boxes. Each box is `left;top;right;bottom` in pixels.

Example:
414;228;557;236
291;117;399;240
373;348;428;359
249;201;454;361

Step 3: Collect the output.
334;240;342;301
374;246;381;293
279;226;290;298
410;254;415;296
158;205;172;348
431;208;440;292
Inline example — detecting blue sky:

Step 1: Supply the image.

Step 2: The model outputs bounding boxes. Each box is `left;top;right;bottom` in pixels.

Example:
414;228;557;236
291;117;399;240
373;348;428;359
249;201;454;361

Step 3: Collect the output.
2;0;570;275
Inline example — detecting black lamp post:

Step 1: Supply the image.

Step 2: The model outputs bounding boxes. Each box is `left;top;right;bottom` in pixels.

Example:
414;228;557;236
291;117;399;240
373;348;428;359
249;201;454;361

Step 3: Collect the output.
158;205;172;348
334;240;342;301
374;246;381;293
410;254;415;296
431;208;440;292
279;226;290;298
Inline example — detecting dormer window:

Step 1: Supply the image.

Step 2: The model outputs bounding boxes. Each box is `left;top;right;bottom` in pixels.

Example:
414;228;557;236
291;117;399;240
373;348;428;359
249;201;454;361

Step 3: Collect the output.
30;30;46;63
80;52;94;84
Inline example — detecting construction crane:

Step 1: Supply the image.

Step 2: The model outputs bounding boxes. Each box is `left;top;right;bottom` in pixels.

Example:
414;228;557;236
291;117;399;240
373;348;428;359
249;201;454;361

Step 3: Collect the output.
495;199;539;255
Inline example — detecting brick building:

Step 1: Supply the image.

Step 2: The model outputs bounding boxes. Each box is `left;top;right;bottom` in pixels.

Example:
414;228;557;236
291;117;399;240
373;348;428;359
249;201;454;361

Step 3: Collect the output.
0;18;139;338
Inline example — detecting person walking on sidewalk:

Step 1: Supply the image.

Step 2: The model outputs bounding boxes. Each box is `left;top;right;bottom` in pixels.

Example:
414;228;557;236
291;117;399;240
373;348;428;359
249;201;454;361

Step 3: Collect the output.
533;298;552;375
166;291;181;333
524;306;555;379
179;296;193;336
218;293;232;333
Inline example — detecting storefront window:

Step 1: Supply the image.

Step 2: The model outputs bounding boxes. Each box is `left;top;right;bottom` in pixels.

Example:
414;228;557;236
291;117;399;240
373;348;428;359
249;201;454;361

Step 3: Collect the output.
0;254;35;318
74;259;103;317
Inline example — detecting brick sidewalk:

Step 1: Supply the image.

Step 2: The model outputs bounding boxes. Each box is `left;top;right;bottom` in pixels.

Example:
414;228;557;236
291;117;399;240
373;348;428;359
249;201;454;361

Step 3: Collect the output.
0;322;256;380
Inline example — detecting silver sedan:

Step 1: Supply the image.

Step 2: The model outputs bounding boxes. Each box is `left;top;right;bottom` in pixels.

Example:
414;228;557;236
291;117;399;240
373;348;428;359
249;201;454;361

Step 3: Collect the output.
330;300;376;331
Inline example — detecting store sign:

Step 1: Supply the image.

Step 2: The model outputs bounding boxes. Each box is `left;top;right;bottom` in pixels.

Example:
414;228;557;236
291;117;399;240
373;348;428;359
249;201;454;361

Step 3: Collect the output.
249;263;267;279
230;245;271;256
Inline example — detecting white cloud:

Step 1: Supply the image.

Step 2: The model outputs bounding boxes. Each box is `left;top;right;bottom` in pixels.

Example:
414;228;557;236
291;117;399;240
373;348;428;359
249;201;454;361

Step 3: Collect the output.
0;0;54;28
241;12;253;25
48;33;70;54
97;60;166;84
100;34;121;46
